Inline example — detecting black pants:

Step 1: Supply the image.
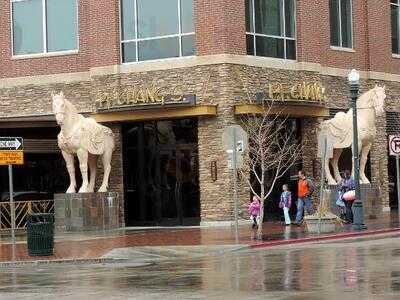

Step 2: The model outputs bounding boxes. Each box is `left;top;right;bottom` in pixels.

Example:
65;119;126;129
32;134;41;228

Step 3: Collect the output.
344;200;354;223
252;216;258;228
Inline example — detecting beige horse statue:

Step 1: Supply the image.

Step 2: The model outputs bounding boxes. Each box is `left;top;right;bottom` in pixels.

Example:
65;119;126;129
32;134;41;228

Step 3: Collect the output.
52;92;115;193
318;85;386;185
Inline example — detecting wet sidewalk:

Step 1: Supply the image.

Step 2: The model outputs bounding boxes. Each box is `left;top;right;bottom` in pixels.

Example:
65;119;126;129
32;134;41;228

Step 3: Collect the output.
0;212;399;263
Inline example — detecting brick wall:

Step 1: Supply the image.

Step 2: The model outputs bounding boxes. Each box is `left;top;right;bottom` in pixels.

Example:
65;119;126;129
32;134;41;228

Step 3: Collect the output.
367;1;400;74
0;0;90;77
87;0;120;68
0;0;119;78
297;0;368;70
195;0;247;56
297;0;400;74
1;0;400;78
296;0;325;64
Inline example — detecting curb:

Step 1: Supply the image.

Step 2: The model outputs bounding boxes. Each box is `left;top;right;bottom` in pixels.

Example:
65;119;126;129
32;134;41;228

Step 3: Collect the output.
250;228;400;249
0;257;128;268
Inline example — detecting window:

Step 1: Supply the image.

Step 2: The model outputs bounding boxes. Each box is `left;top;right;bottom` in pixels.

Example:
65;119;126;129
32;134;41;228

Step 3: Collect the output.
11;0;78;56
120;0;195;63
392;0;400;54
329;0;353;48
245;0;296;60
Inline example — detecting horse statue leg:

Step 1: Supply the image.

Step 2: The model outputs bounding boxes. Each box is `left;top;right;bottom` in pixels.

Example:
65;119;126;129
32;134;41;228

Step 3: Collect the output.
77;148;89;193
331;148;343;183
88;154;98;193
98;148;112;192
360;142;372;184
325;156;337;185
62;150;76;193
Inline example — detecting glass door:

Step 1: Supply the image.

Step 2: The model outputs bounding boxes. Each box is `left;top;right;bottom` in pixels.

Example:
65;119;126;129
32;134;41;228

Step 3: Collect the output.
123;119;200;226
176;144;200;225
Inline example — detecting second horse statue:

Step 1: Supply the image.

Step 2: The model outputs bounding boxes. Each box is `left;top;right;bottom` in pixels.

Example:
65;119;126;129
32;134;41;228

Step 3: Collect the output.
52;92;115;193
318;85;386;185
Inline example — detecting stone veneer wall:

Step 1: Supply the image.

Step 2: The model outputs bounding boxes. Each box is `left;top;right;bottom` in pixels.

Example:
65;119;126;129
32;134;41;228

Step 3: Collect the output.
0;81;93;117
90;65;250;222
227;65;396;209
99;124;125;226
0;63;398;223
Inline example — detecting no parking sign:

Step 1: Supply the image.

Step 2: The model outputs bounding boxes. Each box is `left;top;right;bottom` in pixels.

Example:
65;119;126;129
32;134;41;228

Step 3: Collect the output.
389;135;400;213
389;135;400;156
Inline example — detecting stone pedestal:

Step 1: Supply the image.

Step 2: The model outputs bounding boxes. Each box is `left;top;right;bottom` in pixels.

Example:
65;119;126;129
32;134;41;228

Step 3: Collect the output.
54;192;119;231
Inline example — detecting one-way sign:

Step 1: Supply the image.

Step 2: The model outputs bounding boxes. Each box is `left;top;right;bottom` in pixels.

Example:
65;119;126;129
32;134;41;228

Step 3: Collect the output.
0;137;24;165
0;137;23;150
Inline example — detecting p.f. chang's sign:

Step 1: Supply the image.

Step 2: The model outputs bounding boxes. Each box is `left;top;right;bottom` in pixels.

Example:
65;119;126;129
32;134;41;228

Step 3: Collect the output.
96;85;196;111
256;82;327;104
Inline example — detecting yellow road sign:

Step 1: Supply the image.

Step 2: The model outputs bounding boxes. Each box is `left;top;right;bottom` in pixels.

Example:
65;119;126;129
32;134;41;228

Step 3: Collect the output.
0;151;24;165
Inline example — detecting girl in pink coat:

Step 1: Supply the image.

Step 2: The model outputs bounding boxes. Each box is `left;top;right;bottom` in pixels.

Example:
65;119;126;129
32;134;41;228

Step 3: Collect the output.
248;196;261;229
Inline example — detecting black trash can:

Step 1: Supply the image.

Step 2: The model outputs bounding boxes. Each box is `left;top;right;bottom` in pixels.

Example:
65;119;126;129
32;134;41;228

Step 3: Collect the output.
26;213;54;256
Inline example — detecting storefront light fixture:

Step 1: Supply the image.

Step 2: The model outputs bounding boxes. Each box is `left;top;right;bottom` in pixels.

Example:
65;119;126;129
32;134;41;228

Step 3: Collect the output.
348;69;360;85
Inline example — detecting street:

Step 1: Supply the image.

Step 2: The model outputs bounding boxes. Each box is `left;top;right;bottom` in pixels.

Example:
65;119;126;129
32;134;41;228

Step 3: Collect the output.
0;237;399;299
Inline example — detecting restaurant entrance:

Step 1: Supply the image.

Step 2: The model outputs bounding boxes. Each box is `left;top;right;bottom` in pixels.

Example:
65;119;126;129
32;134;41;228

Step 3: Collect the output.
123;119;200;226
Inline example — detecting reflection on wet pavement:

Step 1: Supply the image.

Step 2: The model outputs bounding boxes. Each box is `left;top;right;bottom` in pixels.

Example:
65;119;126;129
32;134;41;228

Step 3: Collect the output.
0;238;399;299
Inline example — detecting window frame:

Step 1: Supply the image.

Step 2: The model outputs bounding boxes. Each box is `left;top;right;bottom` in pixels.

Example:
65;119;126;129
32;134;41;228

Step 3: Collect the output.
329;0;354;50
392;0;400;56
10;0;79;58
245;0;297;60
119;0;196;64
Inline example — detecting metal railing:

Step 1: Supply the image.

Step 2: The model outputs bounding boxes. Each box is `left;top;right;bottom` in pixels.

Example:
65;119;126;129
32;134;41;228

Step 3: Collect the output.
0;200;54;231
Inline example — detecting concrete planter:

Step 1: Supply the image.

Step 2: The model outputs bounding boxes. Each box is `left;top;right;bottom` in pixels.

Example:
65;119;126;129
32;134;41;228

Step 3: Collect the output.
304;216;337;233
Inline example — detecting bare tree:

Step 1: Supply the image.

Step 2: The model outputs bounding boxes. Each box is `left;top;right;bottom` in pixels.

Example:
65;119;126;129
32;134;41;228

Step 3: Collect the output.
239;101;302;238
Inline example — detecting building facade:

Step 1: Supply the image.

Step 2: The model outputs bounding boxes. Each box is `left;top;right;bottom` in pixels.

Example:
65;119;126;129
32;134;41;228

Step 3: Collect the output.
0;0;399;226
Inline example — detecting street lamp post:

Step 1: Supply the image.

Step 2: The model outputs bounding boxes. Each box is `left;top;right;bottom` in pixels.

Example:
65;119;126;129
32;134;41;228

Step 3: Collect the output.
348;69;367;231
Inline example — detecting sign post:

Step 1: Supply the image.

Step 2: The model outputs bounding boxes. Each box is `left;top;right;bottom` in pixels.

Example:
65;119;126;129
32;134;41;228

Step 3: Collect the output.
397;156;400;216
232;128;239;242
0;137;24;262
222;126;248;243
8;165;15;261
389;135;400;215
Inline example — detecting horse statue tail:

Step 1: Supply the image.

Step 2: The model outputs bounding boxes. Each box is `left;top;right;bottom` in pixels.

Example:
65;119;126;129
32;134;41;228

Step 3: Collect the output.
103;126;115;153
317;120;329;141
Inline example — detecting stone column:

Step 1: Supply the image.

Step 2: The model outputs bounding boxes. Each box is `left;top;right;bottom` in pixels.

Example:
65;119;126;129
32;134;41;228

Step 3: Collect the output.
198;65;250;224
370;115;390;211
94;123;125;227
301;118;321;206
301;118;321;182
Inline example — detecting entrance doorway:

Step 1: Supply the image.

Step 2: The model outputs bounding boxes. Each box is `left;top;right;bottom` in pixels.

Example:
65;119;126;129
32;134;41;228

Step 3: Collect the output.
249;119;302;221
123;119;200;226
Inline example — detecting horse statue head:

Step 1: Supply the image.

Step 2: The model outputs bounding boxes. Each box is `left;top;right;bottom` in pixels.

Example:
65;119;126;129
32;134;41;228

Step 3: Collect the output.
52;92;77;126
359;85;386;116
371;85;386;115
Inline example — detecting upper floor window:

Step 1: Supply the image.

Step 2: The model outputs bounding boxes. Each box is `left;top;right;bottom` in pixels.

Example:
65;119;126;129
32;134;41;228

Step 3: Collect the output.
11;0;78;56
329;0;353;48
120;0;195;63
245;0;296;60
392;0;400;54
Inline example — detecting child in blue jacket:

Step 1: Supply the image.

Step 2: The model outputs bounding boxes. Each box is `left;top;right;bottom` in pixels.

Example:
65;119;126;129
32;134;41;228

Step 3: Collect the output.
279;184;292;226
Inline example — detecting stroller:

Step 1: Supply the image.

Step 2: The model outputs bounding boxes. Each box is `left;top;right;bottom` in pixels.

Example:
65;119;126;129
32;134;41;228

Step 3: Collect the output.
336;190;346;220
